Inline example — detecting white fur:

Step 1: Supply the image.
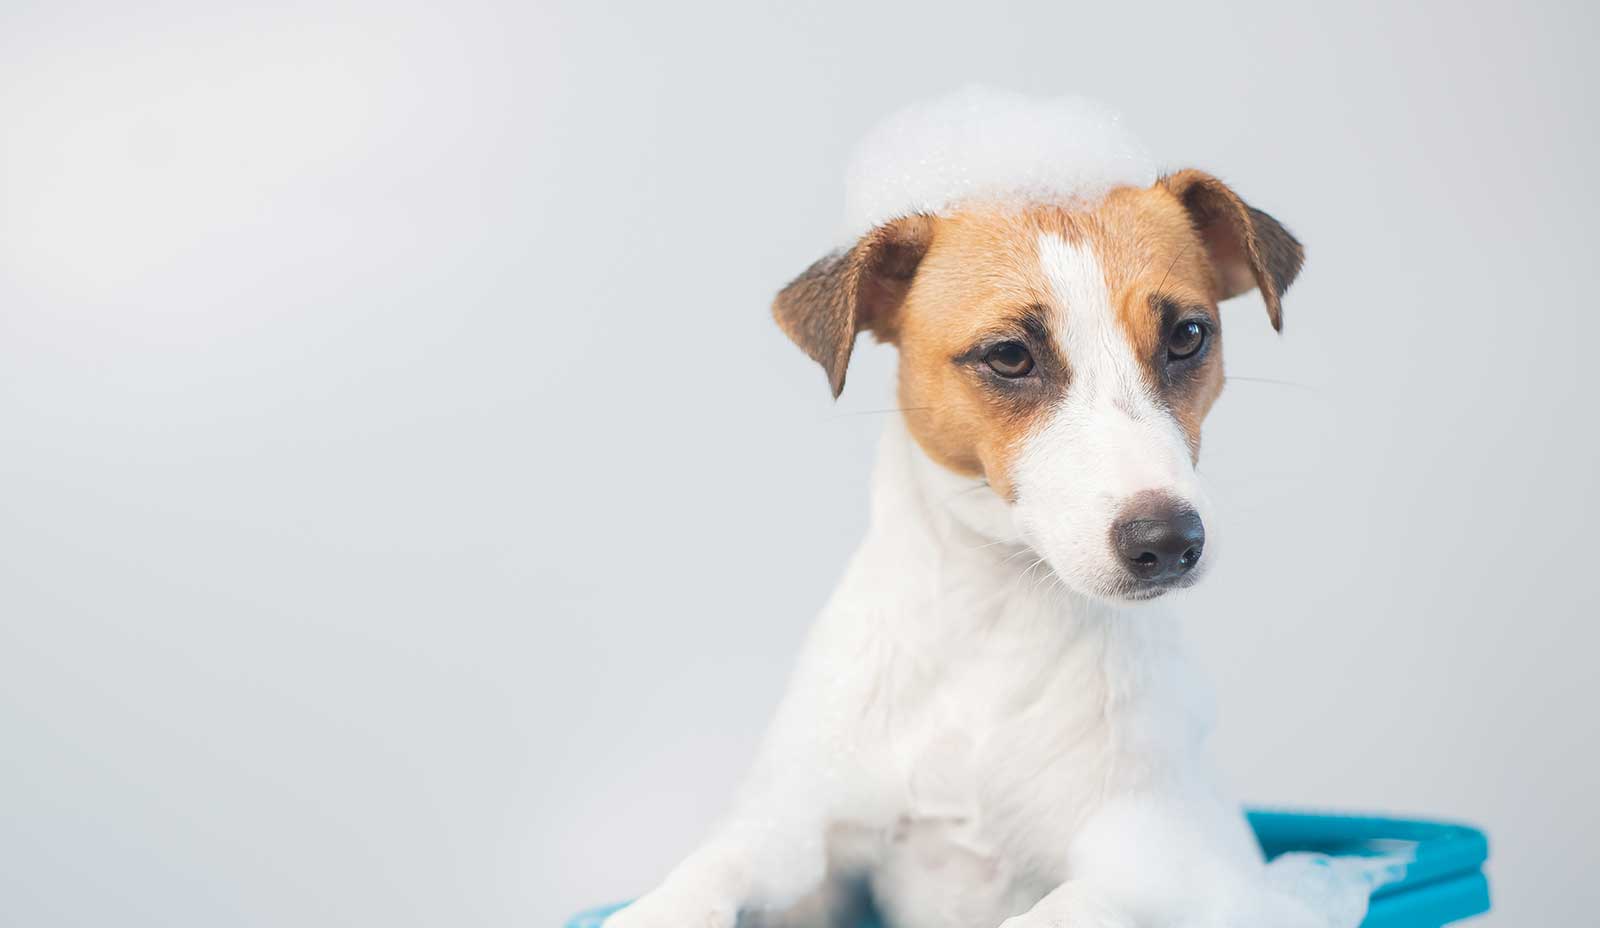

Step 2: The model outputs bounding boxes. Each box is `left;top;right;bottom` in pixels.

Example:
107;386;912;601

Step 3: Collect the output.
842;88;1156;242
1012;234;1213;602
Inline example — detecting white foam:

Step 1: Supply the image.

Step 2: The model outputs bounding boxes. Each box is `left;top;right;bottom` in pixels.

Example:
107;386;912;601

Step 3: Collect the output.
1067;795;1412;928
841;87;1157;241
1259;849;1414;928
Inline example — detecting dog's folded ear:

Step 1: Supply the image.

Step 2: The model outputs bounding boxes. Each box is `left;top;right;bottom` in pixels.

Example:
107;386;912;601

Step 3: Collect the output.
773;215;935;398
1160;170;1304;332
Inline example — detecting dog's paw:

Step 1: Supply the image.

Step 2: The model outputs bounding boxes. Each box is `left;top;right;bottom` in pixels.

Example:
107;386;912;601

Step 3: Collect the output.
603;885;738;928
998;912;1131;928
996;888;1134;928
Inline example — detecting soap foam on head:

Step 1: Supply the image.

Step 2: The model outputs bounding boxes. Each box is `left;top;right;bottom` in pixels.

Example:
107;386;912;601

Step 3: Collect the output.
842;87;1158;242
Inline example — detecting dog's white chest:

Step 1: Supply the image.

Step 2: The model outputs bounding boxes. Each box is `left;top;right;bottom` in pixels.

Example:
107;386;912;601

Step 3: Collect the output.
857;643;1137;928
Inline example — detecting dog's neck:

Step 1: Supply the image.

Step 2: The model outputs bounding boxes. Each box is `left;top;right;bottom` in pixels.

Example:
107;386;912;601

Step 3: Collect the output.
818;418;1207;747
839;418;1180;645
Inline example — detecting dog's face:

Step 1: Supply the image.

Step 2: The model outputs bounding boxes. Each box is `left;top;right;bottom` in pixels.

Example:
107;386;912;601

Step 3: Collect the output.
775;171;1302;603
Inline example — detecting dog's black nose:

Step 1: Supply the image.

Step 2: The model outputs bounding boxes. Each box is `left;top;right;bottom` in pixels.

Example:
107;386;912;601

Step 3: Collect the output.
1111;494;1205;584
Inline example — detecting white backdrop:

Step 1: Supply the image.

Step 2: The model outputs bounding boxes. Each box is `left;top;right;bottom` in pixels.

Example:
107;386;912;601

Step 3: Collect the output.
1;2;1594;926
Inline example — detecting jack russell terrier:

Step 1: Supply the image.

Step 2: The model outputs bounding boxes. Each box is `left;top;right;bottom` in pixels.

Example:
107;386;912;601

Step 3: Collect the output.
605;92;1307;928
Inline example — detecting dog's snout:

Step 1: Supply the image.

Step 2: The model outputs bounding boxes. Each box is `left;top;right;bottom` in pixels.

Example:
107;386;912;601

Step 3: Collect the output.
1111;493;1205;586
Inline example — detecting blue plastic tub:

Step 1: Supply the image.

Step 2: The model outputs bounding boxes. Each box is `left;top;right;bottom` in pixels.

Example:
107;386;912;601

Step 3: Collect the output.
568;810;1489;928
1248;810;1490;927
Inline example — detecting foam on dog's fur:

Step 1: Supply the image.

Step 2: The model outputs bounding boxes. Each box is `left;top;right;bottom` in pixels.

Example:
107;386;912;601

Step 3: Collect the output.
842;87;1156;241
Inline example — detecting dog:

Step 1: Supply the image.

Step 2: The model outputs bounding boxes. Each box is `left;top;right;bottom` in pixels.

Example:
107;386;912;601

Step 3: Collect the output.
604;92;1306;928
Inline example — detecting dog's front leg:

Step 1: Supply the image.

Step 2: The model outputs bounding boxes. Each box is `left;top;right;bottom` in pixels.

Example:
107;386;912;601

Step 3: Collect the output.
1001;795;1268;928
603;676;861;928
998;876;1139;928
605;611;888;928
997;881;1136;928
603;805;828;928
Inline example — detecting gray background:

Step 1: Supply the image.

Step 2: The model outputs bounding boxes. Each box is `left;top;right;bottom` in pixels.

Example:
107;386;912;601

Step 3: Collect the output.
1;1;1593;925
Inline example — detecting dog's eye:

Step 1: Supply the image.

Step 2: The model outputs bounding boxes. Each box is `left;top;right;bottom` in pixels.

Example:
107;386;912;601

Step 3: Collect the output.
1167;320;1209;361
983;341;1034;378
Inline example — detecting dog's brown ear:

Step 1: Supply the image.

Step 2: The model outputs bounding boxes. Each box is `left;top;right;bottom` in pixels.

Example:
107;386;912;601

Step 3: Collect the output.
773;215;935;398
1160;170;1304;332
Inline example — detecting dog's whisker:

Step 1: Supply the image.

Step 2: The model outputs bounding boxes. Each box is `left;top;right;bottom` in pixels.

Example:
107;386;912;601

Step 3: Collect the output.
1029;558;1060;597
823;406;942;420
1013;555;1054;600
1001;547;1038;569
1225;375;1316;391
1128;246;1162;282
945;481;994;501
1154;239;1193;296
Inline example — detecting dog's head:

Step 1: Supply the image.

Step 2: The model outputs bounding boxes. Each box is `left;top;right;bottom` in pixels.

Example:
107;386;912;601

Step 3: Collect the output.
774;171;1302;602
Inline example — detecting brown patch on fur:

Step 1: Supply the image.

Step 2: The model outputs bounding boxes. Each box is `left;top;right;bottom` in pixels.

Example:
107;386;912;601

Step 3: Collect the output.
772;174;1302;490
890;212;1065;498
